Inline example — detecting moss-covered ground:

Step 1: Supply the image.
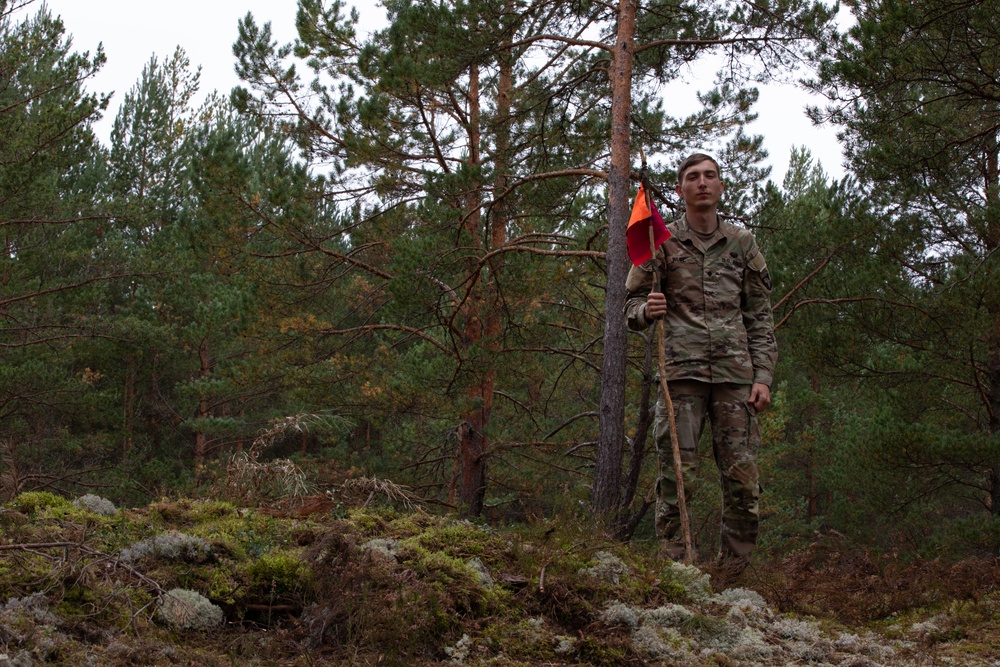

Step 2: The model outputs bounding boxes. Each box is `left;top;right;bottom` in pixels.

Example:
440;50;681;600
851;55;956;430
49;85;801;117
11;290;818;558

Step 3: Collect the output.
0;490;998;666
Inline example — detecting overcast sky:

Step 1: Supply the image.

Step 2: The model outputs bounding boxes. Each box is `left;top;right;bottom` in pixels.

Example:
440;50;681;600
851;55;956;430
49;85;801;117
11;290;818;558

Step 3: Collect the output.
42;0;845;184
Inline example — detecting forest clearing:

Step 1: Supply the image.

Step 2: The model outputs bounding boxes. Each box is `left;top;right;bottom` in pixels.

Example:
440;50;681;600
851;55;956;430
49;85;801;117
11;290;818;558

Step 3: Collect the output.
1;0;999;663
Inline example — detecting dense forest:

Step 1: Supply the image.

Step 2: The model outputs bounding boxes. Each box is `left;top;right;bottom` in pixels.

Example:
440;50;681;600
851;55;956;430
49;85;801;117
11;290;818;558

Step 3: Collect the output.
1;0;998;564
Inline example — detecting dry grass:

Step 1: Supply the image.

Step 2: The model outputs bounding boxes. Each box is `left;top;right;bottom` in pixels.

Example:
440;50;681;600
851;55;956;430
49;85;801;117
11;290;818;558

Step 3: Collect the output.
338;476;427;511
744;536;1000;624
217;414;336;505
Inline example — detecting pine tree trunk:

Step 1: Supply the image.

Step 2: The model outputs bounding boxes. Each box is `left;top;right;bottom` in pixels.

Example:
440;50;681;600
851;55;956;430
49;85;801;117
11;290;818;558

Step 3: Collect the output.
123;358;136;454
593;0;637;518
615;331;655;539
985;136;1000;513
456;64;489;517
806;372;820;520
194;338;209;481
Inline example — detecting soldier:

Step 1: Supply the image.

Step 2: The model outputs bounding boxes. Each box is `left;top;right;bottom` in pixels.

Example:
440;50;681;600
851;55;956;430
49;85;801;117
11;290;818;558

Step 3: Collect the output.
624;153;777;572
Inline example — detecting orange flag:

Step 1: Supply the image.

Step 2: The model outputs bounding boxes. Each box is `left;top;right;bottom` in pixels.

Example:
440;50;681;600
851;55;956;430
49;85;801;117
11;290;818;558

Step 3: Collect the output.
626;183;670;266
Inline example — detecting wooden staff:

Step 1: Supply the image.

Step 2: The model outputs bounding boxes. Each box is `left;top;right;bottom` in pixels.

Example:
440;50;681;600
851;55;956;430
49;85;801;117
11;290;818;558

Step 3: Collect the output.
641;157;694;565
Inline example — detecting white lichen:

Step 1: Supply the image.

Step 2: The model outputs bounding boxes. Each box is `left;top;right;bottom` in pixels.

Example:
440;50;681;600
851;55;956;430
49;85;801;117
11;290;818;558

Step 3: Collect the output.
788;637;835;663
360;537;400;559
1;594;57;626
772;617;821;642
599;601;639;629
120;531;211;563
842;631;897;661
578;551;629;584
443;633;472;664
641;603;694;628
632;626;691;661
553;635;576;655
728;626;779;662
713;587;767;608
664;561;713;601
467;557;493;588
156;589;223;631
73;494;118;517
909;614;948;639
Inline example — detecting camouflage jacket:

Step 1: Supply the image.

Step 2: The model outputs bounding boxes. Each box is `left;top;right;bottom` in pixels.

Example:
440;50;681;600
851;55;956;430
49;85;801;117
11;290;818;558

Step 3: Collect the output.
624;215;777;386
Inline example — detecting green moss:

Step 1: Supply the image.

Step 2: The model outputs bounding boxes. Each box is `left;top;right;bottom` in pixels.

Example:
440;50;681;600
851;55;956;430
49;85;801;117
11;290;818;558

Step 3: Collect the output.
150;506;305;560
412;521;495;557
9;491;72;516
658;578;688;600
97;510;150;543
148;498;239;528
196;562;246;605
0;554;52;599
246;551;311;598
384;511;438;536
347;507;402;533
575;635;637;665
58;584;100;618
345;509;383;534
480;617;558;663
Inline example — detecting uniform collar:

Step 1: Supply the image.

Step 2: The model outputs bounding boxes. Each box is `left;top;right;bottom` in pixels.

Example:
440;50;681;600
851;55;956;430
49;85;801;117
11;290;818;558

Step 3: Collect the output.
675;214;728;243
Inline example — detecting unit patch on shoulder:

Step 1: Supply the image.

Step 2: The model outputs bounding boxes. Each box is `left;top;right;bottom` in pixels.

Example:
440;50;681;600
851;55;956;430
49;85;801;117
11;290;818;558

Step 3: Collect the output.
746;249;772;290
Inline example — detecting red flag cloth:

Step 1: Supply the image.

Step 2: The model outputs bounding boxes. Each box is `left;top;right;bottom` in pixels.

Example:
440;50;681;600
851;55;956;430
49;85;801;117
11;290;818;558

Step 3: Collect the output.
626;183;670;266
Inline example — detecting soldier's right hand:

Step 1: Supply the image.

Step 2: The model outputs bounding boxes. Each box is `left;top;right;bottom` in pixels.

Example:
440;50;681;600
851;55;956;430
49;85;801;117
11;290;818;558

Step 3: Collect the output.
645;292;667;320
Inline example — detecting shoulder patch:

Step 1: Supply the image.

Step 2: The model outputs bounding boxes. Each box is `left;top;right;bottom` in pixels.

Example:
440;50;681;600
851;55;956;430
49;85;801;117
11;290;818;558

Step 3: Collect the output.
625;260;656;293
747;250;767;273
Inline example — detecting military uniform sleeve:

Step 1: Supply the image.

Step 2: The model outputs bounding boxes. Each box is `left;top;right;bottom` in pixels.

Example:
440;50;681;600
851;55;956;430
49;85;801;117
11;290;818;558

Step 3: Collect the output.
624;260;655;331
741;239;778;386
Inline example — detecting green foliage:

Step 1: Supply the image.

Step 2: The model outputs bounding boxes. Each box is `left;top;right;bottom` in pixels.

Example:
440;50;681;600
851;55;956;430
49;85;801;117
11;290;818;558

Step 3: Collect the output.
1;0;994;571
245;552;311;598
9;491;72;516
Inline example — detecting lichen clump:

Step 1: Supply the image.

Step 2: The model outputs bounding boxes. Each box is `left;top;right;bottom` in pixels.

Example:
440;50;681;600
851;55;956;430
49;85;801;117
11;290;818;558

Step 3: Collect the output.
120;530;212;563
73;494;118;517
156;589;224;631
578;550;629;584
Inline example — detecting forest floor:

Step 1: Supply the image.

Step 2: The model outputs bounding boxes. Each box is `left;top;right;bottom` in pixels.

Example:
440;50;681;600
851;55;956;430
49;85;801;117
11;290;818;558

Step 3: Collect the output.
1;487;999;666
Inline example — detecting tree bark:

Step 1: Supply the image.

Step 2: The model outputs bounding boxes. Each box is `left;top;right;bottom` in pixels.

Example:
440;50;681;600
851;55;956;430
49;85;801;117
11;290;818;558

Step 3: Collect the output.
457;63;490;518
615;331;654;539
194;337;209;482
593;0;637;518
984;134;1000;513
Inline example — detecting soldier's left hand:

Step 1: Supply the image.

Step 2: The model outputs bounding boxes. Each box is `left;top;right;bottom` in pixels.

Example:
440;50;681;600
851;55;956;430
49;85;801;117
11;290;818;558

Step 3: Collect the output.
748;383;771;411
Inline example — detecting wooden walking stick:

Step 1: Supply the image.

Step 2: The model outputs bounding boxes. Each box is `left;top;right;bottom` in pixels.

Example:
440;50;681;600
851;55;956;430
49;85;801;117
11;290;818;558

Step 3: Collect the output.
640;151;694;565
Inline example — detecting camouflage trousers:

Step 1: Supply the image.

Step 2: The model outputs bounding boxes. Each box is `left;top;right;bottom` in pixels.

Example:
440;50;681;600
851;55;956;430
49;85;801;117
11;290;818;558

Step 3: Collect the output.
653;380;761;560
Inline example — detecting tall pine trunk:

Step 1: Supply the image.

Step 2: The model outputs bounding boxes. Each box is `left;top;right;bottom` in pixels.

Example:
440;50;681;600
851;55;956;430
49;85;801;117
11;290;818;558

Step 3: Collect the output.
455;48;514;518
985;136;1000;513
194;339;209;481
615;330;655;538
593;0;637;518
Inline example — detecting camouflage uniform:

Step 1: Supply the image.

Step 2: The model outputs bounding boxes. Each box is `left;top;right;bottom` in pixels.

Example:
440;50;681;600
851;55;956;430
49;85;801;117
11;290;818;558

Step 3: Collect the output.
624;215;776;560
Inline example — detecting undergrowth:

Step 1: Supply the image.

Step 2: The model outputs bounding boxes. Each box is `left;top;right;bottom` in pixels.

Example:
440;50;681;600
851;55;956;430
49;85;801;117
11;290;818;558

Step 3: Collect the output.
0;489;998;666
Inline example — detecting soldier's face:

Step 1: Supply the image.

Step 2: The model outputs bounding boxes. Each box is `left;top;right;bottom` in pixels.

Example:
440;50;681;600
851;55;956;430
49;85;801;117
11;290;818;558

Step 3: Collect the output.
676;162;724;211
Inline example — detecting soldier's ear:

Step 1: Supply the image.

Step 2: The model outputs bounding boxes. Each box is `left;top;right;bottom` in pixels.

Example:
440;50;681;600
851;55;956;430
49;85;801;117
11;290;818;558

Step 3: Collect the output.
675;183;682;197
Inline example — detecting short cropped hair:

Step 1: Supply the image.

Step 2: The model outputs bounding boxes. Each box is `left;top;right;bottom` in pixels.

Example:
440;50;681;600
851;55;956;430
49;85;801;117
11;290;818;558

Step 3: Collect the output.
676;153;721;183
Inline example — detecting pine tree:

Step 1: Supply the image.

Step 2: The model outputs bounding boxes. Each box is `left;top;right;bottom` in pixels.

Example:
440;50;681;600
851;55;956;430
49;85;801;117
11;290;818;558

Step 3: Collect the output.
808;0;1000;529
0;2;112;496
232;0;833;522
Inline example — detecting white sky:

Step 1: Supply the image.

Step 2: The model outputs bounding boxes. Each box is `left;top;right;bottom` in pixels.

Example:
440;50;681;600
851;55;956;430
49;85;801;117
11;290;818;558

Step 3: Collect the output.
42;0;845;184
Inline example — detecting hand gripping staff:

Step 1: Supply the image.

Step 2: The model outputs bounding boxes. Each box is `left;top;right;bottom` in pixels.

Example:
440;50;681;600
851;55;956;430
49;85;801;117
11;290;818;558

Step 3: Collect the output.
626;150;695;565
